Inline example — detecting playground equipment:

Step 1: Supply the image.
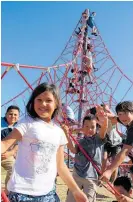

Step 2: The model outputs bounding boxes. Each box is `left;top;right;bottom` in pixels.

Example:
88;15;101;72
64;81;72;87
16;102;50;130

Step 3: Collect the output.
1;9;133;201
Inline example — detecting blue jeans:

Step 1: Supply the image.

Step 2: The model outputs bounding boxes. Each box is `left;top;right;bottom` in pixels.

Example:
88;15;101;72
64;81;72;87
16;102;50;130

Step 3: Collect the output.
8;190;60;202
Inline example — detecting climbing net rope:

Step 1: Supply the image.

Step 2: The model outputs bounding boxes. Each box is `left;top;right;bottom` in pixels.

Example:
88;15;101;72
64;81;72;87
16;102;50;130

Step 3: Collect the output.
2;11;133;119
1;9;133;201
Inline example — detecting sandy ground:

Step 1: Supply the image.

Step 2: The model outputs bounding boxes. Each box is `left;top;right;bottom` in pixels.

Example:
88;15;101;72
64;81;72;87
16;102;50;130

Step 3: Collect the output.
56;176;115;202
1;168;115;202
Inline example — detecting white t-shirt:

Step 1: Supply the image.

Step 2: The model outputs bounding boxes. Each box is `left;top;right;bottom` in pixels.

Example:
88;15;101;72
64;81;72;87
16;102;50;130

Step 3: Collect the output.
7;116;67;196
108;128;122;146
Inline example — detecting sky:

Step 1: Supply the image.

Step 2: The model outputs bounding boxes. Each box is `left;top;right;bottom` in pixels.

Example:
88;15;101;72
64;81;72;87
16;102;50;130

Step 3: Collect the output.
1;1;133;116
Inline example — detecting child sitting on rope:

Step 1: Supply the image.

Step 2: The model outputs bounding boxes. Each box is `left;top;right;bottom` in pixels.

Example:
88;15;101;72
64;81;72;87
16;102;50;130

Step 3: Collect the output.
66;77;80;94
63;106;108;202
112;176;133;202
71;63;79;74
87;12;97;36
82;44;95;84
75;10;89;36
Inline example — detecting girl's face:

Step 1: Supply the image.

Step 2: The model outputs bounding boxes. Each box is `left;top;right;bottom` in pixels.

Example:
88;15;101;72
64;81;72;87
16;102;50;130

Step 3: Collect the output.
117;111;133;126
34;91;57;123
82;120;97;136
6;109;19;126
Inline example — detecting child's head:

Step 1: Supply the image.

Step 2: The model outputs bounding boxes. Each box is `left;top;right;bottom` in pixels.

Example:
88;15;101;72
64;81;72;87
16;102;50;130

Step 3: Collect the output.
114;176;132;198
87;107;97;116
26;83;60;122
72;78;75;82
82;11;88;18
5;105;20;125
82;114;97;136
115;101;133;126
87;44;93;51
92;12;96;16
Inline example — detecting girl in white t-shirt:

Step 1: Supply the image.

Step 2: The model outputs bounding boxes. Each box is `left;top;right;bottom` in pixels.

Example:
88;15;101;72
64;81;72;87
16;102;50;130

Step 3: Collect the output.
1;83;88;202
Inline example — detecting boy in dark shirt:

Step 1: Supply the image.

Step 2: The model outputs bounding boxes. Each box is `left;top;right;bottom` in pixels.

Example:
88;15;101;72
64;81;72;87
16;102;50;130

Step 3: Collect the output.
101;101;133;182
63;106;108;202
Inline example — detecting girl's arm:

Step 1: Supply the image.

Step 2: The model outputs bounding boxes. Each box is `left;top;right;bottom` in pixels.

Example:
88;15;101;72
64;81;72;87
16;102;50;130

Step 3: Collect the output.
57;146;88;202
1;128;22;153
1;144;18;160
61;124;77;154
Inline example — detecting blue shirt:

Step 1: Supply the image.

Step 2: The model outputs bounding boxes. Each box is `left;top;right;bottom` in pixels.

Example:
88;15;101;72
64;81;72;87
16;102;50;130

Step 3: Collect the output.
1;117;17;140
1;117;9;129
87;13;95;28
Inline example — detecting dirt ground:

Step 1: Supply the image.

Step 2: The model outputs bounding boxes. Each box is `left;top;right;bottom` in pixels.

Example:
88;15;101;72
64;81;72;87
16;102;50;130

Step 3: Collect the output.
56;176;115;202
1;169;115;202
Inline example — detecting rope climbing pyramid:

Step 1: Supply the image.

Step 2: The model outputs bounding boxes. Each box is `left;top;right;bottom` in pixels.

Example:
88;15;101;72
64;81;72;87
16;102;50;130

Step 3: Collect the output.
1;8;133;202
1;9;133;124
